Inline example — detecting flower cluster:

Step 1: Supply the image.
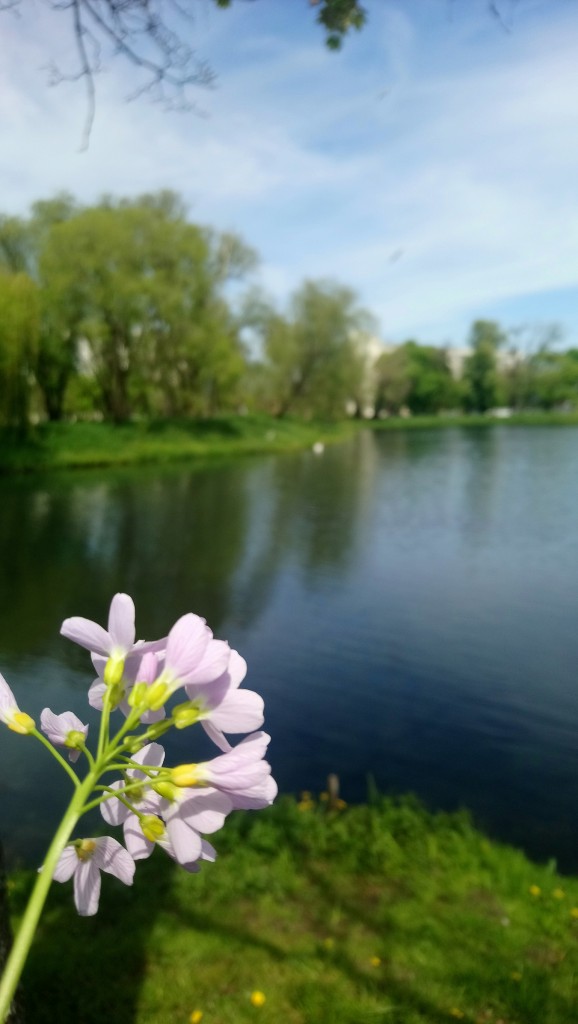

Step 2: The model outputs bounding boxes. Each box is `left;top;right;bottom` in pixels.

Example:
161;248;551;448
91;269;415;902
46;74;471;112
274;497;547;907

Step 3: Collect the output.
0;594;276;916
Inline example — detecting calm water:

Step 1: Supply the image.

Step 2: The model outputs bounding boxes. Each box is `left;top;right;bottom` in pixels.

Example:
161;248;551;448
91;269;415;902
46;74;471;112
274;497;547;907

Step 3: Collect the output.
2;427;578;869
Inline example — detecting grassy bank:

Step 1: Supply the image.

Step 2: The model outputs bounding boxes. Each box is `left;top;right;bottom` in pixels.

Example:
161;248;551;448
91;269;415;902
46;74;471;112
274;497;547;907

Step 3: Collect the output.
10;794;578;1023
2;411;578;474
370;411;578;431
0;416;358;473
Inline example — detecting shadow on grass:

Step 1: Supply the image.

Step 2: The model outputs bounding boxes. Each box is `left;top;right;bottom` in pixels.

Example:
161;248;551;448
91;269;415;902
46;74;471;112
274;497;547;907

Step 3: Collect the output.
14;856;175;1024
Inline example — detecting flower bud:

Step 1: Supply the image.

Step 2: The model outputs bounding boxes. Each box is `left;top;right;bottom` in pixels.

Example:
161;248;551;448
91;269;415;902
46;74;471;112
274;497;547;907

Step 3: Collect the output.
128;682;148;709
140;815;166;843
145;681;169;712
171;764;200;788
8;711;35;735
172;702;200;730
153;780;178;802
104;655;125;687
65;729;86;751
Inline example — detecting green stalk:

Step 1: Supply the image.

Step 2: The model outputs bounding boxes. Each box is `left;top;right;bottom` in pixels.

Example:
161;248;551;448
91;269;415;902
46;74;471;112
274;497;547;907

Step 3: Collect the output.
0;770;96;1023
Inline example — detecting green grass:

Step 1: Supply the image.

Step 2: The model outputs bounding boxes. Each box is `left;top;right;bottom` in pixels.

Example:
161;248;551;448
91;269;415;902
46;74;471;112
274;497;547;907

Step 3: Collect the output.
0;416;359;473
9;795;578;1023
370;411;578;431
3;412;578;474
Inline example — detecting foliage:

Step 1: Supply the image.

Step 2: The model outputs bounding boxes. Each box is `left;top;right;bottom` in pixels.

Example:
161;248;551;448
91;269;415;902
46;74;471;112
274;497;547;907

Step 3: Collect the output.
12;793;578;1023
375;341;459;416
0;272;39;432
255;280;372;419
0;191;256;424
463;319;507;413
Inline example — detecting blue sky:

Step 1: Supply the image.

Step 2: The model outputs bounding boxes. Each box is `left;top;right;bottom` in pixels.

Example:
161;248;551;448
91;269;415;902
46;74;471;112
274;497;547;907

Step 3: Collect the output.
1;0;577;349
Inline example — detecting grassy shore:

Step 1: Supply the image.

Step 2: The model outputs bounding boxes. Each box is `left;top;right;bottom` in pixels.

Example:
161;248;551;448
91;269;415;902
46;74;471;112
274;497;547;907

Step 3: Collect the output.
2;411;578;474
0;416;359;473
10;794;578;1023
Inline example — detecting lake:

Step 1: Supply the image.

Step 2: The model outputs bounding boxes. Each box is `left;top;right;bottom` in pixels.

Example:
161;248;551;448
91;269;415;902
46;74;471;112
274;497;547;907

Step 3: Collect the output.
2;426;578;869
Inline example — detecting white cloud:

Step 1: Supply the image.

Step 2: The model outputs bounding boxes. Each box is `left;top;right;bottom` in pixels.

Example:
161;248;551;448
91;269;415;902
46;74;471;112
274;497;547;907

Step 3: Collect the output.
1;0;577;345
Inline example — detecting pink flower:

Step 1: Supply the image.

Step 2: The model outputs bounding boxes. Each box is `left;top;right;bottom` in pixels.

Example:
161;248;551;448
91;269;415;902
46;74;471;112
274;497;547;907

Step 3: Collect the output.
60;593;166;685
172;732;277;809
40;708;88;762
53;836;135;916
185;650;264;752
0;672;34;735
144;614;230;710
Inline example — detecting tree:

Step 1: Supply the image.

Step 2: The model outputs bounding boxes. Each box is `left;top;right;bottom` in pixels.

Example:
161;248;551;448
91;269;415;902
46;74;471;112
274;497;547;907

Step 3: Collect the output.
258;279;370;419
41;192;255;421
374;341;458;416
0;272;39;432
463;319;507;413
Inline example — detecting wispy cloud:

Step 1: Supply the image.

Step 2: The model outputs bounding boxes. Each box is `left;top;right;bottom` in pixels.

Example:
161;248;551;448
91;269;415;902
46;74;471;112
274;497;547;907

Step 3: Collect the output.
0;0;577;345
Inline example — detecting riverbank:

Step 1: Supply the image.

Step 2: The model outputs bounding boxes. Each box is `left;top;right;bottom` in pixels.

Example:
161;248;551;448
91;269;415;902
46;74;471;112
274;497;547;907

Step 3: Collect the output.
10;794;578;1023
0;416;359;473
2;412;578;474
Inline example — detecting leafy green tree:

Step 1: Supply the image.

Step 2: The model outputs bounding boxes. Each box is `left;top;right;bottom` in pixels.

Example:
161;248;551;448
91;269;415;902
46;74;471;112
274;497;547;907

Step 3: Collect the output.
43;193;255;421
0;272;39;431
374;346;411;416
463;320;507;413
375;341;458;416
260;280;370;419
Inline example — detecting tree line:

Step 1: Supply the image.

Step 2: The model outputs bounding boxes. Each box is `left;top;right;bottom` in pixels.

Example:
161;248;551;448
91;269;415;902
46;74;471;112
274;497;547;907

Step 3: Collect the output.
0;191;576;431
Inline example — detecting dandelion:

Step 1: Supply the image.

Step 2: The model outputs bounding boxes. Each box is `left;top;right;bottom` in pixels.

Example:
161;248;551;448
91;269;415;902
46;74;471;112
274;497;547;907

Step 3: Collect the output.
450;1010;464;1020
529;884;541;897
511;971;522;982
570;907;578;918
250;991;266;1007
369;955;381;967
189;1011;203;1023
53;836;135;916
553;888;565;900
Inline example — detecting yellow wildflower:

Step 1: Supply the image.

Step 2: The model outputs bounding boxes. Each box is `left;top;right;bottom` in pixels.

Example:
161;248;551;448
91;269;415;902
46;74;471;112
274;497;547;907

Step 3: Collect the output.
553;888;565;900
369;955;381;967
450;1010;464;1019
529;884;541;897
511;971;522;982
250;991;266;1007
297;799;315;811
570;907;578;919
189;1012;203;1024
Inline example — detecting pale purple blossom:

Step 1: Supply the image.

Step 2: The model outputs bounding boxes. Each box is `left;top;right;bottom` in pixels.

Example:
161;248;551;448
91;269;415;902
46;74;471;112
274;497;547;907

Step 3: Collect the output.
40;708;88;762
161;787;232;866
145;614;231;709
53;836;135;916
60;593;166;684
89;651;165;723
0;671;34;734
185;650;264;752
172;732;277;808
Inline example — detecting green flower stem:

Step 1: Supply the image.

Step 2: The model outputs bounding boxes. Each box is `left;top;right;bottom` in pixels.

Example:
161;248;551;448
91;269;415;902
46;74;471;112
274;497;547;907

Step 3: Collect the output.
0;770;96;1024
96;688;112;762
82;779;152;814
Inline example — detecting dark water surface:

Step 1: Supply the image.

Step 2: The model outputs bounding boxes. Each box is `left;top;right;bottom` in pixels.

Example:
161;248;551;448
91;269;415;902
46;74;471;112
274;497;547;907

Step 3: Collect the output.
2;427;578;869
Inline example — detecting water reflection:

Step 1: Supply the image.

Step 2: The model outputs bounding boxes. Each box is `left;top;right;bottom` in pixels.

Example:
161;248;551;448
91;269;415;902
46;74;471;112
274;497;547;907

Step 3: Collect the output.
3;429;578;870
